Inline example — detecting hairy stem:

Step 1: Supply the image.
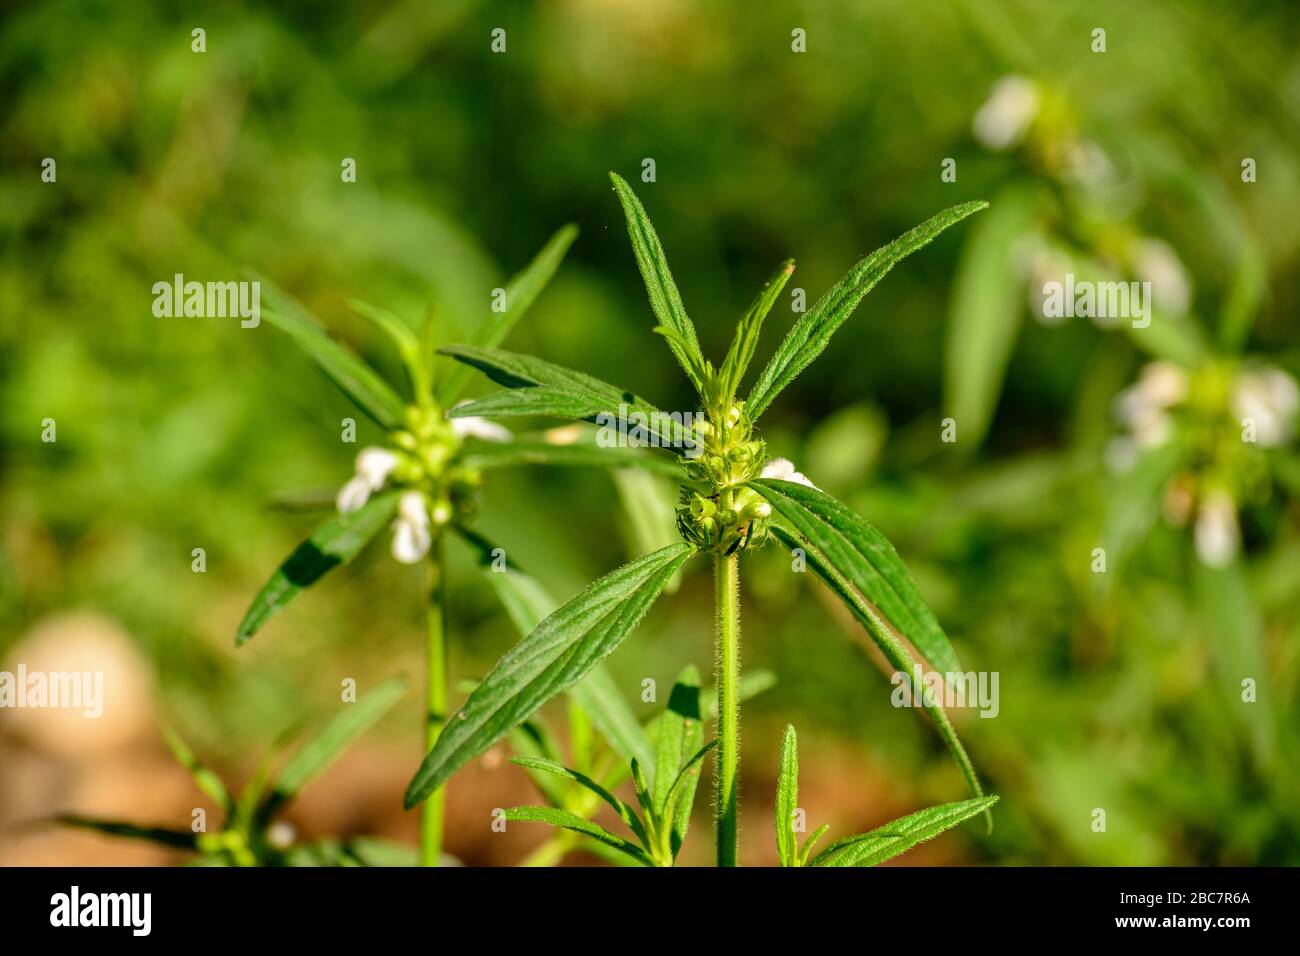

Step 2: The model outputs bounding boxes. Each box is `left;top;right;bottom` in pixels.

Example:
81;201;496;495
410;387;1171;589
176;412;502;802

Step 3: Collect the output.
421;535;448;866
714;550;741;866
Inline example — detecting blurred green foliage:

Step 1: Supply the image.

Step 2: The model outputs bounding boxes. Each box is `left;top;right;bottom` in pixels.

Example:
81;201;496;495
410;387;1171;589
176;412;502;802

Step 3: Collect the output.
3;0;1299;864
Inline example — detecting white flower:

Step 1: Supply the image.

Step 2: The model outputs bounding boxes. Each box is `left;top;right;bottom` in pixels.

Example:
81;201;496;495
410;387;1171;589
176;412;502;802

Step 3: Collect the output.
450;404;512;442
1113;361;1187;449
761;458;818;490
336;447;399;513
1061;140;1116;190
973;76;1040;150
391;491;432;564
1194;489;1240;568
1132;238;1191;315
1233;366;1299;448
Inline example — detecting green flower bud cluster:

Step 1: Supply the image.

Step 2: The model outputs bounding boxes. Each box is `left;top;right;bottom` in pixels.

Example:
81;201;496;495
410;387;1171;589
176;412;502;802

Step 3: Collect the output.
391;405;483;525
676;402;773;553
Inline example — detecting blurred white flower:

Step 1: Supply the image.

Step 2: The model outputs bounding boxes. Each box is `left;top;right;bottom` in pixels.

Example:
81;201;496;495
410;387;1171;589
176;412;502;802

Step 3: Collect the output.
761;457;818;490
392;490;432;564
1233;365;1299;447
450;403;513;442
1132;238;1191;315
337;447;399;513
1194;489;1240;567
267;821;296;850
1061;140;1116;191
973;76;1040;150
1113;361;1187;450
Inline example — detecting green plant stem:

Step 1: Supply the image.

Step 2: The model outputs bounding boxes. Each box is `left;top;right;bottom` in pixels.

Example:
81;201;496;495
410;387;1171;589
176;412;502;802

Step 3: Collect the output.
421;535;448;866
714;550;741;867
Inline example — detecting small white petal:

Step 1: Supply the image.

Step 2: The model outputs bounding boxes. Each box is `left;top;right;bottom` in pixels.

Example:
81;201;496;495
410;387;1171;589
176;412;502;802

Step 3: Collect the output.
761;458;796;480
398;490;430;527
356;447;399;489
450;405;512;442
760;457;818;490
391;518;431;564
1131;409;1172;449
1234;367;1299;447
973;76;1040;150
336;475;373;513
1139;361;1188;409
1195;491;1239;568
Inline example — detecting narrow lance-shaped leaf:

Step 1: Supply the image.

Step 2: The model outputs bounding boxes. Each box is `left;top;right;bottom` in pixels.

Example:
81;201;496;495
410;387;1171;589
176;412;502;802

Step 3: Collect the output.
54;816;199;851
746;201;988;421
756;482;985;814
251;272;407;428
235;492;399;646
658;739;717;862
348;299;426;402
454;526;656;773
259;678;406;821
943;187;1038;452
799;823;830;867
609;172;707;394
653;666;704;856
439;224;580;404
502;806;652;866
775;724;799;867
405;542;695;807
510;756;649;846
163;726;234;819
754;479;961;674
440;345;699;452
811;795;998;867
718;259;795;405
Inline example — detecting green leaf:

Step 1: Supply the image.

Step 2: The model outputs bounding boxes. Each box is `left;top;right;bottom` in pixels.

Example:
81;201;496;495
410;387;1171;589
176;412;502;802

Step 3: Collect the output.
718;260;795;405
510;756;648;846
609;172;707;394
405;542;695;807
775;724;799;867
439;224;579;403
754;479;961;674
746;201;987;421
658;740;716;862
943;187;1038;451
347;299;420;359
440;345;698;452
758;482;984;810
260;678;405;820
348;299;426;402
509;720;570;808
55;816;198;851
235;492;399;646
460;436;681;477
162;726;234;819
811;795;998;867
503;806;652;866
799;823;830;867
652;665;702;813
455;526;656;773
653;666;706;859
253;272;407;428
